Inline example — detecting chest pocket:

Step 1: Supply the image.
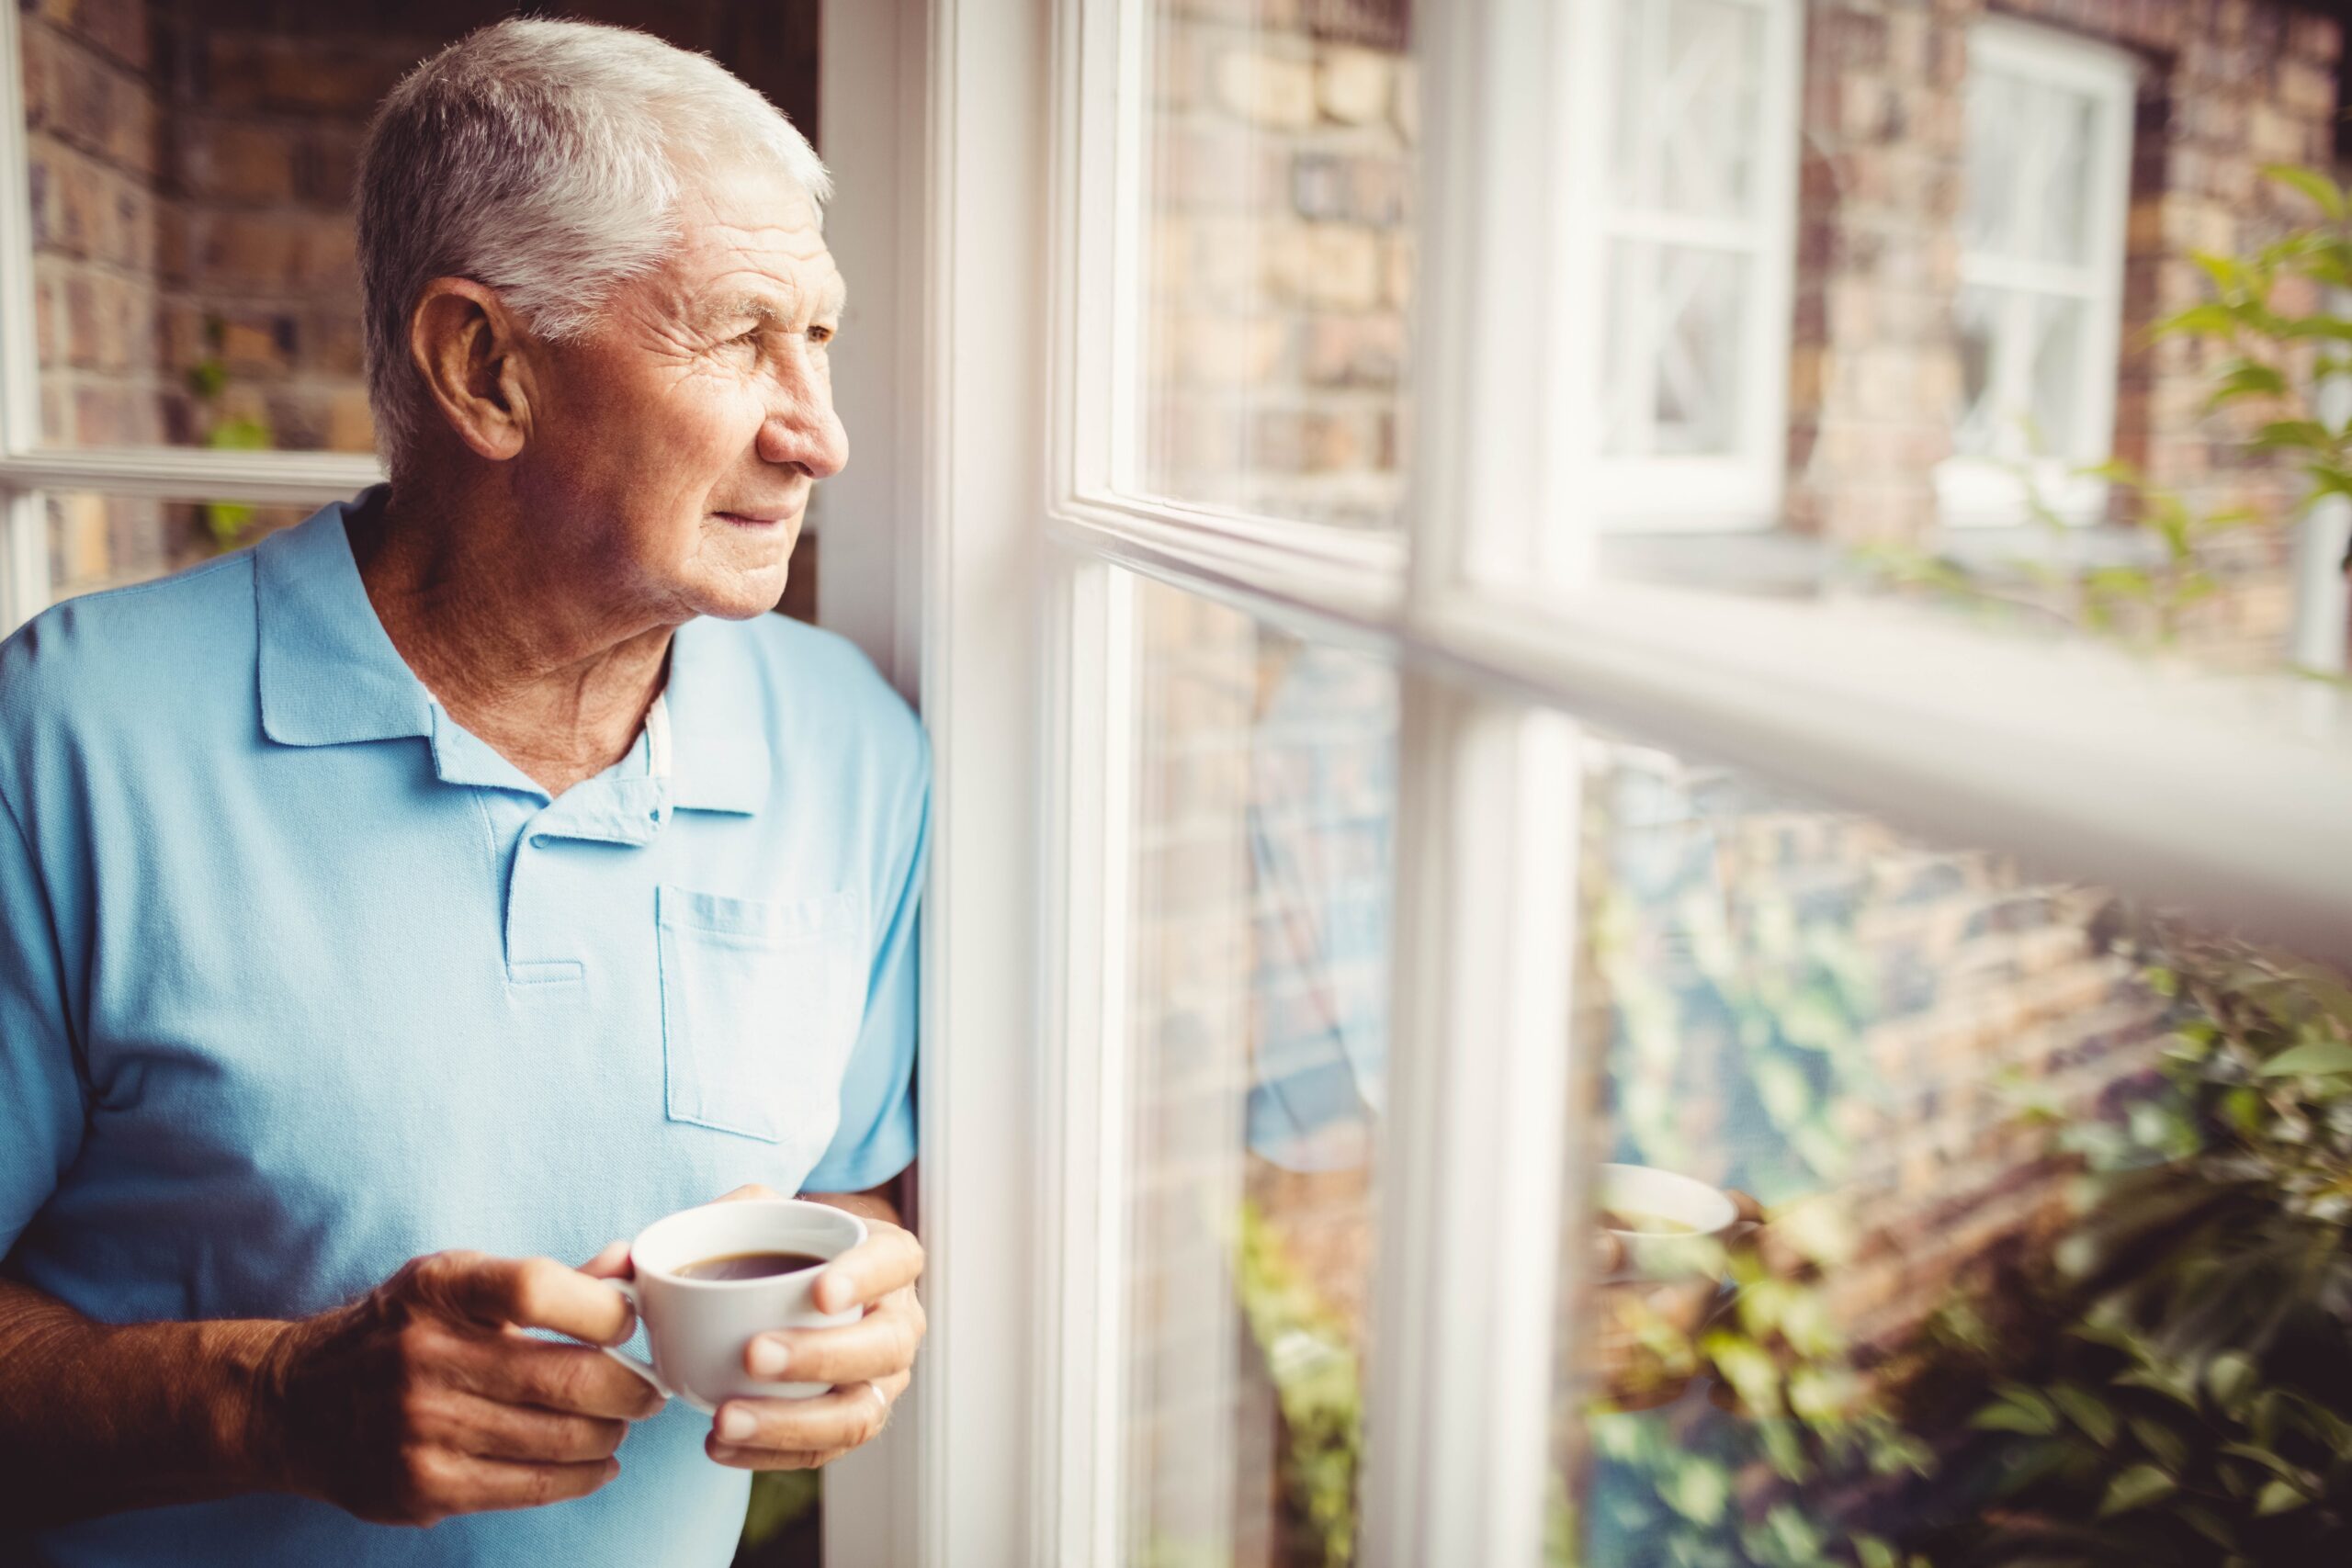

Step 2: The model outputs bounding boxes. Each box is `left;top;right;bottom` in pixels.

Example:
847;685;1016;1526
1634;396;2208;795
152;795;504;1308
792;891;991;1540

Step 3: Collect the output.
657;886;865;1146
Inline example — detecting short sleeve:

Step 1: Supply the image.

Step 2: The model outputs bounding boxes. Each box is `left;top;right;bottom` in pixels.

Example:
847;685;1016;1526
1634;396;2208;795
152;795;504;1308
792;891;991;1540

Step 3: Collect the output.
801;739;930;1194
0;780;86;1258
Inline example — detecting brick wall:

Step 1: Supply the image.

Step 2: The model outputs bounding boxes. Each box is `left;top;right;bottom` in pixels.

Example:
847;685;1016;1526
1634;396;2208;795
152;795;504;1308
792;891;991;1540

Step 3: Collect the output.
1140;0;2346;668
1141;0;1416;530
1792;0;2345;664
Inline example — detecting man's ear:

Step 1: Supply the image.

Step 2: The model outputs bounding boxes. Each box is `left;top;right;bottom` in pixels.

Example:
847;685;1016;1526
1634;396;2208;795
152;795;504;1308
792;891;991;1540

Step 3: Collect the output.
407;277;538;462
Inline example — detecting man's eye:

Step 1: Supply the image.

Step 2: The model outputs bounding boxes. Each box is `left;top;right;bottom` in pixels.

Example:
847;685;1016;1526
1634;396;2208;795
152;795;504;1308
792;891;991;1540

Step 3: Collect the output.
727;329;761;347
808;324;834;345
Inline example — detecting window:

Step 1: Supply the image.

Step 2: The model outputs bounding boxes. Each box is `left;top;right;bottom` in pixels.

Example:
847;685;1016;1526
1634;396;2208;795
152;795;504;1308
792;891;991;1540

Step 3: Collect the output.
1939;19;2136;526
904;0;2352;1561
1556;0;1804;531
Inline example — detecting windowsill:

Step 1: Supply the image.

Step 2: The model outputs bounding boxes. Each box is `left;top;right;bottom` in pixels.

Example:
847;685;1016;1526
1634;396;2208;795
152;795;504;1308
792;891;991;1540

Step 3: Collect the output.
1597;521;2165;600
1598;527;1835;597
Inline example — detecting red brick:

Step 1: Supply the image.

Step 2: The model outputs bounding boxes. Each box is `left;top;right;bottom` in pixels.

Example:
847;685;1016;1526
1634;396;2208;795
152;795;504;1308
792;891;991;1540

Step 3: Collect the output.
177;122;297;204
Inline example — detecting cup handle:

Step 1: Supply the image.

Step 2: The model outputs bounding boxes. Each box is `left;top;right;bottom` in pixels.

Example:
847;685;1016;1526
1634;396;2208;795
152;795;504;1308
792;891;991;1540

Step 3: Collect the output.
600;1279;672;1402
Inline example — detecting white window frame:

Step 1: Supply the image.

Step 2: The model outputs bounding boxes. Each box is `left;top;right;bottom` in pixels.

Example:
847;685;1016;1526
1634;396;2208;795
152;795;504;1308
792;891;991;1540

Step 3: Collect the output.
1555;0;1805;534
1937;17;2138;528
883;1;2352;1565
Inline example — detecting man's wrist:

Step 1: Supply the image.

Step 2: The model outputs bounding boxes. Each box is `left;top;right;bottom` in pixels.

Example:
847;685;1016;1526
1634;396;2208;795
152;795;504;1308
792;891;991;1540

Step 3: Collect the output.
187;1316;302;1498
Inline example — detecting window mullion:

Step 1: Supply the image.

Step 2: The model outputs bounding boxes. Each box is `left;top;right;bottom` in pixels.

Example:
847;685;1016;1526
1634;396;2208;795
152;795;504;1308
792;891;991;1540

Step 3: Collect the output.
1363;679;1582;1567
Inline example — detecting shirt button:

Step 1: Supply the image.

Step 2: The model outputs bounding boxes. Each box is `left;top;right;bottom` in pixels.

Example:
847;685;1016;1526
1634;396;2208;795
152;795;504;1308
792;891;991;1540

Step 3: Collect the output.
529;834;553;850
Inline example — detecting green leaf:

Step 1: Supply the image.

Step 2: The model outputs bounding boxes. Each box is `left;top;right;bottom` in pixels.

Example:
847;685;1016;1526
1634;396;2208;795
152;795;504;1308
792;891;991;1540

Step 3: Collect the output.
2207;360;2289;409
2154;303;2241;339
2207;1350;2259;1415
2256;1039;2352;1077
2128;1413;2193;1471
1973;1387;2060;1436
2263;164;2349;220
2098;1463;2178;1517
2051;1384;2119;1447
2253;420;2334;451
2190;249;2245;293
2256;1478;2309;1516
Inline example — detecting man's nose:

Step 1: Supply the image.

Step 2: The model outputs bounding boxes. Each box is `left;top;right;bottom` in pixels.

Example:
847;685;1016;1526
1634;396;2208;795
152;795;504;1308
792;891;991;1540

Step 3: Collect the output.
756;375;849;479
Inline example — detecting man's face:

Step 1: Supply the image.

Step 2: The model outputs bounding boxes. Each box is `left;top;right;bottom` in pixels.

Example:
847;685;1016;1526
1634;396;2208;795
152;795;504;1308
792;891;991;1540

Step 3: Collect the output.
523;162;849;623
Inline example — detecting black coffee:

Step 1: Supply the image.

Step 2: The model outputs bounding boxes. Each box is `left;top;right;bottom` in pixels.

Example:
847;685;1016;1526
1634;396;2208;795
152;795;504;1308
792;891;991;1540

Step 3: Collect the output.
673;1249;828;1280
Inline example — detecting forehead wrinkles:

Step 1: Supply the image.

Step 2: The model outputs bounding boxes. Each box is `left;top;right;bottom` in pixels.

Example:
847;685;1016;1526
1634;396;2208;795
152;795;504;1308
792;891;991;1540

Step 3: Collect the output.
680;213;844;324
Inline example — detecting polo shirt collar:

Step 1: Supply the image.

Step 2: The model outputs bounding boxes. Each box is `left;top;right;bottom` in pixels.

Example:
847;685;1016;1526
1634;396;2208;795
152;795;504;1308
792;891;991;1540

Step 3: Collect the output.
255;492;771;816
254;494;434;750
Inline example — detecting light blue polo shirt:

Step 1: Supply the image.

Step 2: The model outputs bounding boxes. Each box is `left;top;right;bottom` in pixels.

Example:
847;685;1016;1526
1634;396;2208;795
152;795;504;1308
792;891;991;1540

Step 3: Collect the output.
0;495;929;1566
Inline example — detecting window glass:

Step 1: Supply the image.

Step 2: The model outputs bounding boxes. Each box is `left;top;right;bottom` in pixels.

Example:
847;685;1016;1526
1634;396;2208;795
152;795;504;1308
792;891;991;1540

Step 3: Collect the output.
1599;0;1778;465
1561;0;1800;524
1129;0;1417;531
1946;35;2129;479
1582;9;2350;689
1549;728;2352;1567
40;490;306;599
16;0;819;456
1117;570;1398;1566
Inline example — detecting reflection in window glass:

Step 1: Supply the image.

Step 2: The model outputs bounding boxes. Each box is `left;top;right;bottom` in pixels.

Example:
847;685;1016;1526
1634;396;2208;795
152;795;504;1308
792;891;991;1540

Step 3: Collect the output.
1131;1;1416;530
1551;732;2352;1565
1591;8;2343;682
1119;571;1397;1567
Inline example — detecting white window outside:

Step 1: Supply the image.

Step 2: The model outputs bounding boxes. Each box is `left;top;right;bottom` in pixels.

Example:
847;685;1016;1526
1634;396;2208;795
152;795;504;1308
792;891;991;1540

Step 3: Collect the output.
1939;17;2137;526
1555;0;1804;532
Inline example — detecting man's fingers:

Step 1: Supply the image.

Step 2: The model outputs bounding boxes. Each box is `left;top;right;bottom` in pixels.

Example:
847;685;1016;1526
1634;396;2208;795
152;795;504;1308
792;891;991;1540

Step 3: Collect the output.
435;1390;628;1464
448;1332;665;1421
413;1449;620;1516
709;1381;890;1456
575;1238;633;1281
744;1291;925;1385
809;1224;924;1315
409;1252;635;1346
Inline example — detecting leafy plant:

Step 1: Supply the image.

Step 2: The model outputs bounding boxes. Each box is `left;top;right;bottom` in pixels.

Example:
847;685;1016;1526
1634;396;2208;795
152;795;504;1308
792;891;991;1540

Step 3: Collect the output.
184;313;273;550
1575;1217;1932;1568
1232;1198;1363;1568
1921;911;2352;1565
1857;162;2352;668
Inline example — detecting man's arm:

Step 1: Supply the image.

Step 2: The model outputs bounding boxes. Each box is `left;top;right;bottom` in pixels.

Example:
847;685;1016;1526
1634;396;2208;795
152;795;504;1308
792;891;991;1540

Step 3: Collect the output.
0;1250;662;1529
0;1280;284;1523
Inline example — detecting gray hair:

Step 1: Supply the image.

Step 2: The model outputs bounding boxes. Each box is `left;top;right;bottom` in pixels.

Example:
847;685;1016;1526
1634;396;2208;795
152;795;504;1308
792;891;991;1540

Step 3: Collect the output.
356;18;831;477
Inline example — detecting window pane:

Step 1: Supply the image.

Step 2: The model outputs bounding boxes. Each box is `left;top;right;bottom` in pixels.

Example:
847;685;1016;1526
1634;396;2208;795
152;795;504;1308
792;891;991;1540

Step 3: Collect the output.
1584;16;2352;679
1608;0;1766;220
1118;570;1398;1565
17;2;818;455
1131;1;1417;531
1602;241;1749;458
1962;66;2101;269
40;491;308;599
1950;285;2089;464
1550;728;2352;1565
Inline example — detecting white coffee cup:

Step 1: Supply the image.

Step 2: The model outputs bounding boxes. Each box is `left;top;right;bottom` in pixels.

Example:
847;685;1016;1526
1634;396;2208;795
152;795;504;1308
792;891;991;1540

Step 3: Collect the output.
602;1198;866;1411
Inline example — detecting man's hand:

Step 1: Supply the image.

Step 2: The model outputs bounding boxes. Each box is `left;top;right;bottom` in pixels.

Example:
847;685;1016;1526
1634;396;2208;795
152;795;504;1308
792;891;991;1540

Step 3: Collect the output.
251;1250;664;1526
582;1180;926;1471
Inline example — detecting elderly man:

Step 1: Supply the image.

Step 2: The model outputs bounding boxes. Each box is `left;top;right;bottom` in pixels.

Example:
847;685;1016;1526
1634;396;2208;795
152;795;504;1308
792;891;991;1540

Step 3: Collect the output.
0;19;925;1565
